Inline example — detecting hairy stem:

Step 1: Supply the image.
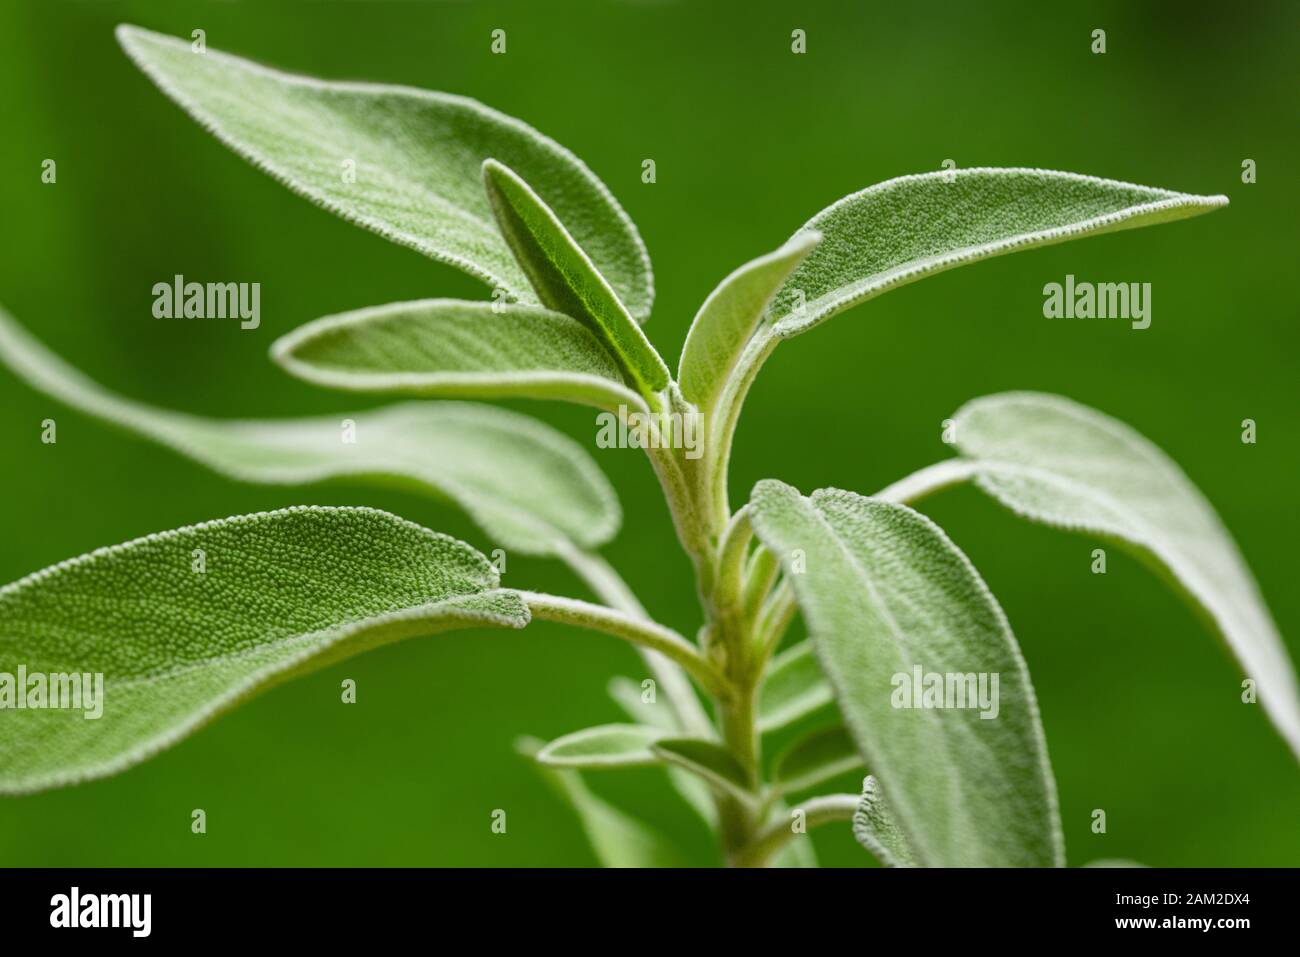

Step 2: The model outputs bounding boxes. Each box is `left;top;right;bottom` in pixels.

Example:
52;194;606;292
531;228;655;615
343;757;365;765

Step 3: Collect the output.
875;458;976;505
519;591;728;699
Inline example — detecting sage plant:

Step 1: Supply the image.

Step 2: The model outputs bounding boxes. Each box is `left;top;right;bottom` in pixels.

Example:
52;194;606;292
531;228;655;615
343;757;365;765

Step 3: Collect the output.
2;26;1295;868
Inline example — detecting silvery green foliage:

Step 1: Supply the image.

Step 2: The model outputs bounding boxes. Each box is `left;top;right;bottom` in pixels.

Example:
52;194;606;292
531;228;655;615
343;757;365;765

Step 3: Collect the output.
0;508;527;793
271;299;645;411
893;391;1298;759
115;26;653;320
1;25;1282;870
0;308;619;557
748;481;1063;867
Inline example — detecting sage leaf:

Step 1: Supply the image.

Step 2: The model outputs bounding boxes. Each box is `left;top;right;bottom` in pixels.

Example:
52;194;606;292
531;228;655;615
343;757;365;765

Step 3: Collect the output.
517;737;683;867
0;507;527;794
271;298;645;411
536;723;664;769
772;724;862;795
116;25;652;318
852;776;917;867
482;160;669;396
0;307;619;557
768;169;1227;336
650;738;754;805
949;391;1300;759
757;640;835;733
606;677;719;825
677;231;820;410
749;480;1063;867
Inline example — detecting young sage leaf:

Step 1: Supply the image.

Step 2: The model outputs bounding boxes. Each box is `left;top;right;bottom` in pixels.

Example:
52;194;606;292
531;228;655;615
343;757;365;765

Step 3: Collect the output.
677;231;820;410
536;724;665;769
651;738;755;806
768;168;1227;335
606;677;719;826
116;25;653;318
271;298;645;412
772;724;862;795
757;640;835;733
0;507;527;794
852;776;917;867
482;160;670;396
749;480;1064;867
0;307;620;557
944;391;1300;760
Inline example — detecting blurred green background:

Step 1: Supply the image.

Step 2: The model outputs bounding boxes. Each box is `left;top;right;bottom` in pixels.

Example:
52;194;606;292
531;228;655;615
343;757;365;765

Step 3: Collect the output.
1;0;1296;866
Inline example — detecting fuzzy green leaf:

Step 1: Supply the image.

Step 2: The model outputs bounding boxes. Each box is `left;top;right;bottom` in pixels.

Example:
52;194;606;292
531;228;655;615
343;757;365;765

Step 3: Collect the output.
769;169;1226;336
772;724;862;795
606;677;718;826
517;737;683;867
116;25;652;318
0;507;527;794
0;307;619;557
852;776;917;867
749;480;1063;867
678;232;819;410
482;160;669;396
650;738;754;805
536;723;665;769
948;391;1300;759
757;640;836;733
271;298;644;411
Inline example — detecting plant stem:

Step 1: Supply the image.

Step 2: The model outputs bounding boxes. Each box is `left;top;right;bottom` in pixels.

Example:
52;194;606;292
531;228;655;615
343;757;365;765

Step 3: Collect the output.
518;591;728;699
874;458;976;505
733;793;860;868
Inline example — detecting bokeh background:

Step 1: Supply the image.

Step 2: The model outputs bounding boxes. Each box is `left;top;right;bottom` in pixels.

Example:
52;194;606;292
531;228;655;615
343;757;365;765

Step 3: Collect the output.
1;0;1296;866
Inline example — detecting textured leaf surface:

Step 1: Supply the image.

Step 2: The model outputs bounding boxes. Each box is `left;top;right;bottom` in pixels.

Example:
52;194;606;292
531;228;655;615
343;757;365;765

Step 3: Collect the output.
271;298;644;411
677;232;819;410
773;724;861;794
483;160;669;395
536;724;664;769
651;738;753;804
750;480;1063;867
757;640;835;733
950;391;1300;758
518;737;682;867
0;308;619;556
116;25;653;318
0;507;527;794
852;776;917;867
768;169;1226;335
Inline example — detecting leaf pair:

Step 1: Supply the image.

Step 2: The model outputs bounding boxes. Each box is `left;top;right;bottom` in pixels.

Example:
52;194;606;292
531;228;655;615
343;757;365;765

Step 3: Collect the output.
118;26;669;408
748;389;1299;866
